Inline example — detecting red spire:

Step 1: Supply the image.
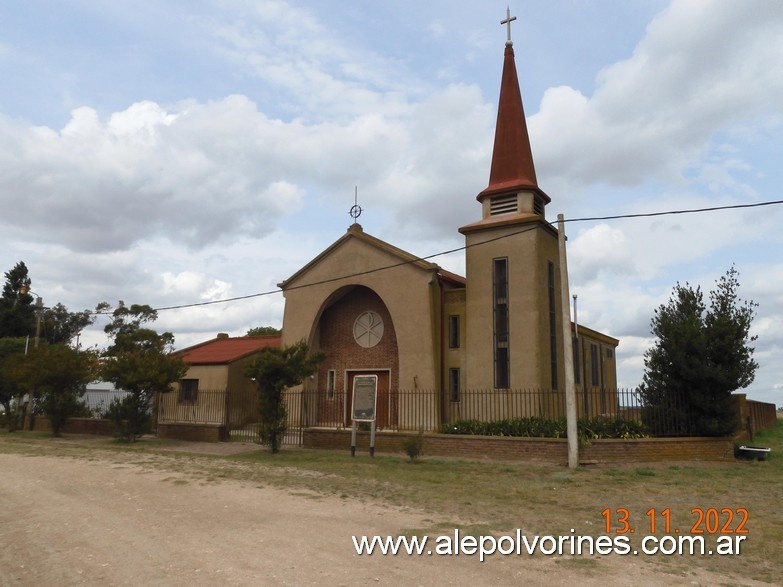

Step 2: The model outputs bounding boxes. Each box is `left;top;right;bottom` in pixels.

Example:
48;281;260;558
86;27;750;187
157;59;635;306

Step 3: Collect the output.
477;43;541;202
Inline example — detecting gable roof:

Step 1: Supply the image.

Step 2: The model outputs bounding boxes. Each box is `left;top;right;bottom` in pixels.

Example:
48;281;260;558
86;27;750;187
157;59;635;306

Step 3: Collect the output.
278;223;446;290
175;335;281;365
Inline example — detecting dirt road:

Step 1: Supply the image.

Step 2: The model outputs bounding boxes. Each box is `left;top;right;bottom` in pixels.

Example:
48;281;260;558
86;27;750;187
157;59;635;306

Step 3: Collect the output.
0;447;764;586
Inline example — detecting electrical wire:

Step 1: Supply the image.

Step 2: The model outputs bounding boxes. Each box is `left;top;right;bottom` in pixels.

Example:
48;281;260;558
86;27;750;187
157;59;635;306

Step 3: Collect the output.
92;198;783;315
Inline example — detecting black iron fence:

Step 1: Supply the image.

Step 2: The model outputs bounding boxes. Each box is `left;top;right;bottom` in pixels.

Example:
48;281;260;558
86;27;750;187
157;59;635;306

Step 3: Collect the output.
156;388;304;445
297;387;699;437
151;386;704;441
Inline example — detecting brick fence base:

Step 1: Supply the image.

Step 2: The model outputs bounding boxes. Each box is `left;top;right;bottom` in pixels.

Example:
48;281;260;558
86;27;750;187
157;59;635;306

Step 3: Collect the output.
32;416;115;436
156;422;228;442
29;417;737;462
303;429;736;464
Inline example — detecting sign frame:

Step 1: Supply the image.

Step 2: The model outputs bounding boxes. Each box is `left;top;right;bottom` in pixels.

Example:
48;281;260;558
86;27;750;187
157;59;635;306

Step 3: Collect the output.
351;374;378;422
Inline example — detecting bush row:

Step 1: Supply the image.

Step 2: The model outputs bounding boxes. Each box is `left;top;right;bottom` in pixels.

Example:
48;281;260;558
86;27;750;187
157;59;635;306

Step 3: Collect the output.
440;416;649;441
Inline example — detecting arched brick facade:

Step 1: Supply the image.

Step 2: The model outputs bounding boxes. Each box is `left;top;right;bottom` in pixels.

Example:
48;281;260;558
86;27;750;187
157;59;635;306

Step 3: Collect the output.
314;285;400;426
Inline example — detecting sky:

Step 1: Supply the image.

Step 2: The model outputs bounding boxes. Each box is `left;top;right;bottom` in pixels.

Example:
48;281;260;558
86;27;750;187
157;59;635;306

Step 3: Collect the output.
1;0;781;405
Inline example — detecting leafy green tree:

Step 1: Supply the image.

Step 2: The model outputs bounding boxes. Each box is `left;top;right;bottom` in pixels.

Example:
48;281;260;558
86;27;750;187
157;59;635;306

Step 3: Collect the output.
5;344;98;436
40;303;96;345
0;338;27;430
246;326;282;336
0;262;97;431
100;301;187;441
0;262;35;338
244;341;324;453
639;267;758;436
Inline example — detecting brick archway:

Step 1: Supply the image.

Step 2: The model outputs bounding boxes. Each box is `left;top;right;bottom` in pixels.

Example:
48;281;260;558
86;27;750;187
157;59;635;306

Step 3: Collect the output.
313;286;399;427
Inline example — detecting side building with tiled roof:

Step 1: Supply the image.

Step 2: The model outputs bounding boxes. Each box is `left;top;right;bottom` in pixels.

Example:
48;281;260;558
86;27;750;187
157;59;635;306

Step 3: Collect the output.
158;333;280;435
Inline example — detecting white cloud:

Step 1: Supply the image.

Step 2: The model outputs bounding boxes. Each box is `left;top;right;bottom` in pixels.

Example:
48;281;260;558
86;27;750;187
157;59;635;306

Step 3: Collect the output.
2;0;782;408
529;0;783;195
569;224;634;284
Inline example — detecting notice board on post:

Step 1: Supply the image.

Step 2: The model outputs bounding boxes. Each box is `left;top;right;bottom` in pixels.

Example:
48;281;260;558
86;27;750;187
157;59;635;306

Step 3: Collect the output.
351;375;378;422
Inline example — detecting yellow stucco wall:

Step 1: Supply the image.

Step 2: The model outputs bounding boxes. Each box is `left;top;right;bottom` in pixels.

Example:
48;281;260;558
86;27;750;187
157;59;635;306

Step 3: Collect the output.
280;225;441;391
462;215;565;391
182;364;230;389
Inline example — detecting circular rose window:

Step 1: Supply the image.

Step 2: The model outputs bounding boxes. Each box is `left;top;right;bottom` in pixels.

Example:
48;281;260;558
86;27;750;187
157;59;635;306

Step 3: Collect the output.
353;310;384;348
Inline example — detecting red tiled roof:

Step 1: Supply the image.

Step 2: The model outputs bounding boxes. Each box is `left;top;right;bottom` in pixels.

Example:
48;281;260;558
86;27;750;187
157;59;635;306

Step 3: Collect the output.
438;268;466;286
176;336;281;365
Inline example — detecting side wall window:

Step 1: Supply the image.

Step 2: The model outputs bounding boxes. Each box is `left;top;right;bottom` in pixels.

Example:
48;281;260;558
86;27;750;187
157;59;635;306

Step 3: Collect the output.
327;370;336;398
573;338;581;384
449;368;460;402
590;343;600;387
448;315;460;349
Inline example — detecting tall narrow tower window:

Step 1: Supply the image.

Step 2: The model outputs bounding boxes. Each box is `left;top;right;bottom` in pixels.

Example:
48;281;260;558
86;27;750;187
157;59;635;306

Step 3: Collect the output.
493;258;510;389
548;261;558;390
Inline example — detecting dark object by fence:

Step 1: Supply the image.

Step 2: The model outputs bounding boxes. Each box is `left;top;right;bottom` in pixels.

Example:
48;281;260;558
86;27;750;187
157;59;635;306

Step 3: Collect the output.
736;445;771;461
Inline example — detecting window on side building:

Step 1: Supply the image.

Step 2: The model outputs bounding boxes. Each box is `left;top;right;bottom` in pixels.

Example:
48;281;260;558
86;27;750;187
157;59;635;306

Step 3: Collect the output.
179;379;198;403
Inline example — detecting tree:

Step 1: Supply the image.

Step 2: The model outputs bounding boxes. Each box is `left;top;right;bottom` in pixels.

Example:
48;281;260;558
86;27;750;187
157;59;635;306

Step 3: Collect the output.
244;341;324;453
0;262;35;338
0;338;27;431
639;267;758;436
100;301;187;441
246;326;282;336
5;344;98;436
704;268;759;394
40;303;96;345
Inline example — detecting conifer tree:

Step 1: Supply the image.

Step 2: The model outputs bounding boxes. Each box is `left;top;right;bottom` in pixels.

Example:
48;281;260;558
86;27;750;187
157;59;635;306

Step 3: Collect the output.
640;267;758;436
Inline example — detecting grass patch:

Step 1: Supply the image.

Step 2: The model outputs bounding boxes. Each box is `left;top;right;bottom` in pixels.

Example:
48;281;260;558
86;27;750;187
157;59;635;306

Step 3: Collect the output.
633;467;656;477
3;420;783;583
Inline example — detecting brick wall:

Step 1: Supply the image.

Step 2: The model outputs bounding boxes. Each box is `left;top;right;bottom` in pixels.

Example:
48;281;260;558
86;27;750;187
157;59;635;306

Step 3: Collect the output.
157;423;228;442
317;286;399;394
32;416;115;436
303;429;735;463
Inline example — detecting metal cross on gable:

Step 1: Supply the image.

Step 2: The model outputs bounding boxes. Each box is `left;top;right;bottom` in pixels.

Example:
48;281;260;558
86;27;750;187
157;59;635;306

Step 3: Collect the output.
501;6;517;45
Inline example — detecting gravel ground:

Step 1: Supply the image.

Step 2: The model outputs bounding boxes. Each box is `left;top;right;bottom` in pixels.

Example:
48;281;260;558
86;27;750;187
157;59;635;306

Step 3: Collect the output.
0;438;767;586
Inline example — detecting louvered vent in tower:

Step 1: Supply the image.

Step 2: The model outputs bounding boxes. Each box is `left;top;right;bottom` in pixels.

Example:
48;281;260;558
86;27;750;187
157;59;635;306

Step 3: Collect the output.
490;194;518;216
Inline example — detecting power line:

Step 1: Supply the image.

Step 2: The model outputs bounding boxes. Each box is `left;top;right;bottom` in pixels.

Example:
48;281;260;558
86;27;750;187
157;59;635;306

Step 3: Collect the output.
555;199;783;224
96;198;782;315
147;224;539;312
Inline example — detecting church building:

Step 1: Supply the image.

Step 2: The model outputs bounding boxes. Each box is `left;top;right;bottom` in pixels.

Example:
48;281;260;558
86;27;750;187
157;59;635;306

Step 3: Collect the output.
278;16;618;430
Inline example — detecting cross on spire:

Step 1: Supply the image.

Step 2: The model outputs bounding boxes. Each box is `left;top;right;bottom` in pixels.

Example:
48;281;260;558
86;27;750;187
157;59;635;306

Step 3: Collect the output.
501;6;517;46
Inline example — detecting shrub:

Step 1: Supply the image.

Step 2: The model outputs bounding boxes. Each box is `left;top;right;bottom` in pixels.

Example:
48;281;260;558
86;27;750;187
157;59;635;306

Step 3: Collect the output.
403;430;424;462
441;416;648;440
105;393;151;442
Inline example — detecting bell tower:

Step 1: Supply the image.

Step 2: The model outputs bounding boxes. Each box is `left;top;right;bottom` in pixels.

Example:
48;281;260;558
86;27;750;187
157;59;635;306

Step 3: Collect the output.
459;8;565;392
